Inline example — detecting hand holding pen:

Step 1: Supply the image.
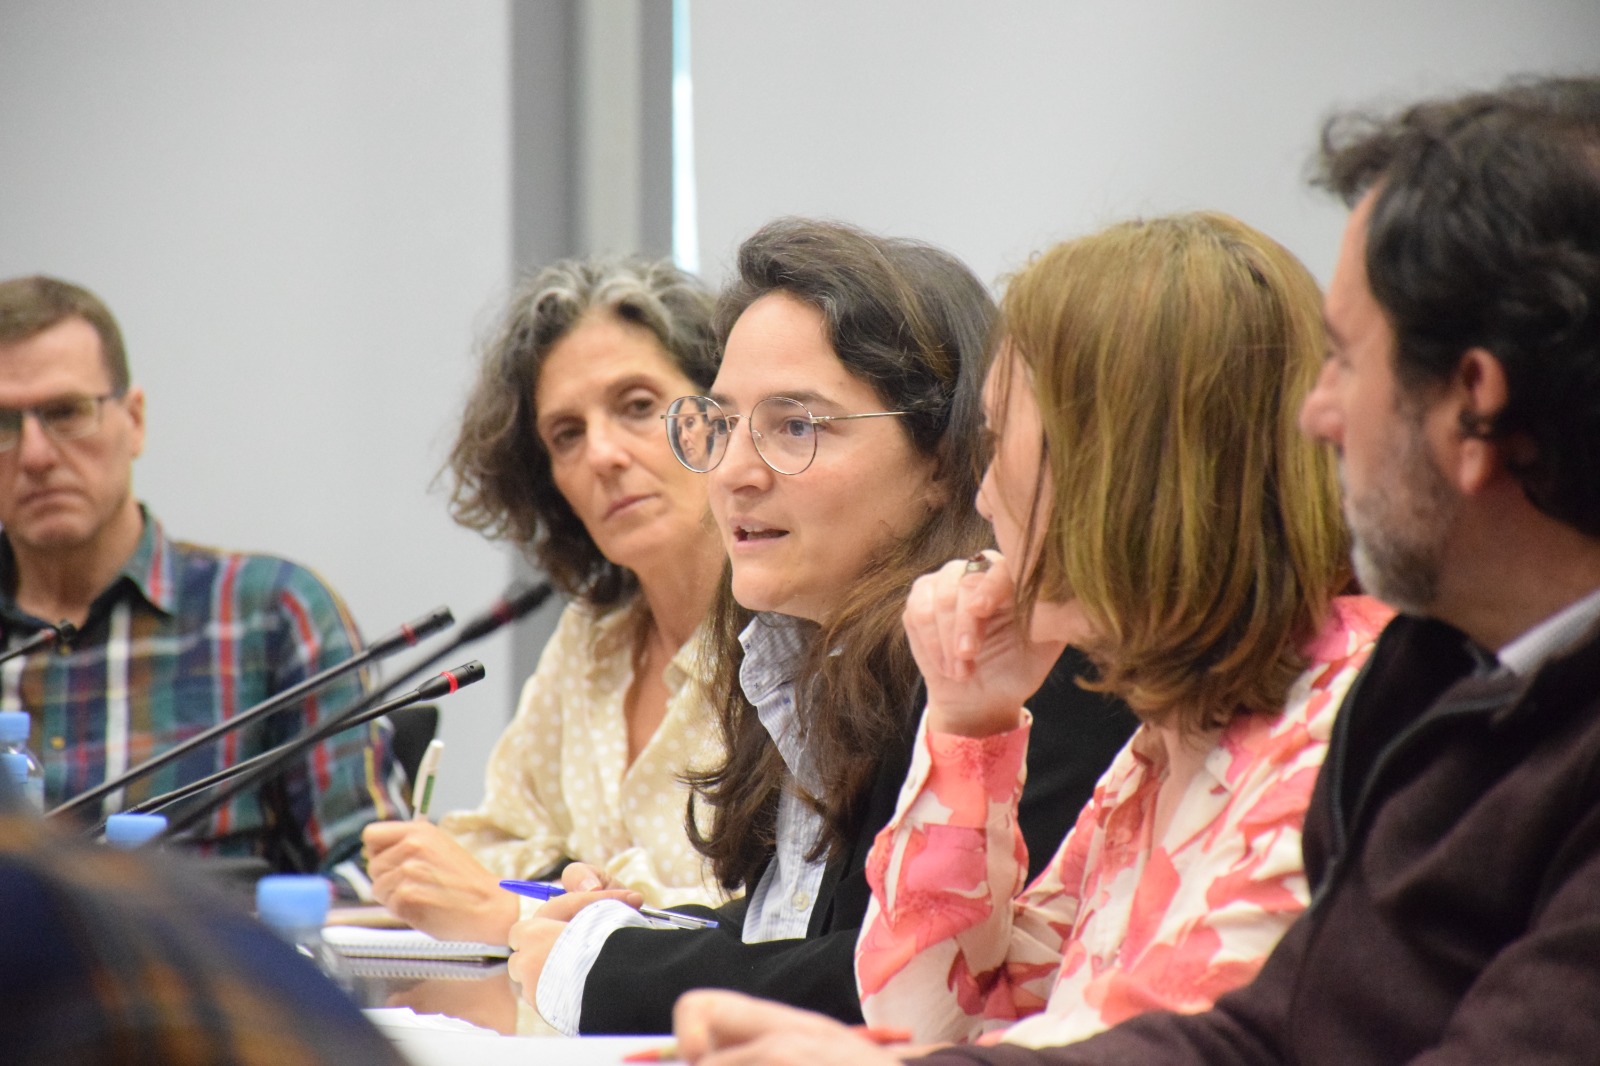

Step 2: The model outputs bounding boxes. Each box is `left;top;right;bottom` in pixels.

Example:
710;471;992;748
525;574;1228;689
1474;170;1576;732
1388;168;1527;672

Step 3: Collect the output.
410;738;444;820
364;741;526;946
501;879;718;930
504;871;673;1005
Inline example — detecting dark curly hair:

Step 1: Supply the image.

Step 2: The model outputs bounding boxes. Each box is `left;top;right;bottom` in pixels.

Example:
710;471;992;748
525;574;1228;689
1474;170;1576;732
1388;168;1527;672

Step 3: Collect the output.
446;258;718;605
1316;75;1600;535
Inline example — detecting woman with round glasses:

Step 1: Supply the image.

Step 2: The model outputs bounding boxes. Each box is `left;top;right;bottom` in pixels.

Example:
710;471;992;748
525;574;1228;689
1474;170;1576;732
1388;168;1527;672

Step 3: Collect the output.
667;213;1391;1062
362;257;729;947
505;218;1136;1035
663;395;911;475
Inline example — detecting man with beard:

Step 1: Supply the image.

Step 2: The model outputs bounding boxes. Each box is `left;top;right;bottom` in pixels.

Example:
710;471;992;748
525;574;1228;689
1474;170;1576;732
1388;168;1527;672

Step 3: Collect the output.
664;75;1600;1066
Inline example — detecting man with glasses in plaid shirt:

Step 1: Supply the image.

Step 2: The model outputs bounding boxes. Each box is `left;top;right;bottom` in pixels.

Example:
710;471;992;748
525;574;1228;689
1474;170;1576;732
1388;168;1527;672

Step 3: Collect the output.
0;274;404;878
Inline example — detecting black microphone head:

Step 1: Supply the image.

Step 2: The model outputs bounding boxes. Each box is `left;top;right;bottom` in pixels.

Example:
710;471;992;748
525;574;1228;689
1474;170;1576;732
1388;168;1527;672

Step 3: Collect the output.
368;605;456;658
456;582;555;643
415;660;487;700
0;622;70;666
407;606;456;644
447;660;487;688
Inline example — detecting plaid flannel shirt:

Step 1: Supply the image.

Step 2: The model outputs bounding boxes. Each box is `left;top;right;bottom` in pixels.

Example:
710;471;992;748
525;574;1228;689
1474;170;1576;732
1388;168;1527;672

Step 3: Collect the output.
0;508;404;871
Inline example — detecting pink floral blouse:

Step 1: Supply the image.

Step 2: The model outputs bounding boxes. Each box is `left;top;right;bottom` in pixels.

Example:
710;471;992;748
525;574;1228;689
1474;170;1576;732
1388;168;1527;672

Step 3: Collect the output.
857;596;1391;1047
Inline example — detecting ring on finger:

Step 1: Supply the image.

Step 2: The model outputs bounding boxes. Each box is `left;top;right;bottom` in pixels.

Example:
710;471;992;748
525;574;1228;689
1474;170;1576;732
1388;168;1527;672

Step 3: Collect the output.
964;552;993;575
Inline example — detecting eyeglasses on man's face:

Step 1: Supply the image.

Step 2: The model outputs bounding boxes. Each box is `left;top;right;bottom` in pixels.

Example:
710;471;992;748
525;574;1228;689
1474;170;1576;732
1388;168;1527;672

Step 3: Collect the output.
0;393;123;452
662;395;909;476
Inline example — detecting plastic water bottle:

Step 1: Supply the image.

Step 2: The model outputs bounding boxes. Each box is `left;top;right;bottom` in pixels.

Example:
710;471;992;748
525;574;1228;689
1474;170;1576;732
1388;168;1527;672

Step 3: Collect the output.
0;711;44;812
256;874;348;987
104;812;169;848
2;752;30;807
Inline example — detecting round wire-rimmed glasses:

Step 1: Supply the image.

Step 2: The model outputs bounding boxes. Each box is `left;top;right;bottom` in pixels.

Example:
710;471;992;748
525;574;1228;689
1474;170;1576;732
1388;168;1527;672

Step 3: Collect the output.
662;395;909;475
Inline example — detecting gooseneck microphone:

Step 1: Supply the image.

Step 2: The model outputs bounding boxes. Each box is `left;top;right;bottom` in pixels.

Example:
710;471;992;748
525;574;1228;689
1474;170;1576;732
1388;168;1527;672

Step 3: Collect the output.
0;620;79;666
49;605;455;820
160;656;492;838
106;583;550;837
130;662;488;827
430;583;555;658
339;582;553;716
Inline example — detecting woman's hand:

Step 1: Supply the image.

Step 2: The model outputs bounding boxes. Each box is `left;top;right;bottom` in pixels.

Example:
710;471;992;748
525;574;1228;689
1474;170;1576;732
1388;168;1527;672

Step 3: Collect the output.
673;991;904;1066
902;552;1077;737
504;882;645;1003
363;820;520;944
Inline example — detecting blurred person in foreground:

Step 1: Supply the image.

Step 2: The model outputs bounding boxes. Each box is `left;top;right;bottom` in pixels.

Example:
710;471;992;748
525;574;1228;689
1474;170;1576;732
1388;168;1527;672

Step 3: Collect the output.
365;258;730;945
856;212;1390;1047
0;770;405;1064
0;275;402;879
670;74;1600;1066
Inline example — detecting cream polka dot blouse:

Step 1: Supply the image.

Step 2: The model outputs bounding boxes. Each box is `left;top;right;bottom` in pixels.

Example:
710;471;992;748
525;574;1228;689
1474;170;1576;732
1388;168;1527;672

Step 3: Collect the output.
439;600;727;908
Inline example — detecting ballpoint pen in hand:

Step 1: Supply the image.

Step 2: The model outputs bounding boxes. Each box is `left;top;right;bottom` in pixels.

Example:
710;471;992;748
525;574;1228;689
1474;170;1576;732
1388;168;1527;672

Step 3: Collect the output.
411;739;444;820
499;878;719;930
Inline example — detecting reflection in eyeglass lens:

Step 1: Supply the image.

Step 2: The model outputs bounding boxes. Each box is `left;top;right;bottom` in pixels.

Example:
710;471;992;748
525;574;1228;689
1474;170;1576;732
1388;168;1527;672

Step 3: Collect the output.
665;395;832;475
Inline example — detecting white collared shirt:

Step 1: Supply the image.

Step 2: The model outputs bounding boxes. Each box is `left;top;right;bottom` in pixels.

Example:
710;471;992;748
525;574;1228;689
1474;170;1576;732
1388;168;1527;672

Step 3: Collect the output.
1495;585;1600;678
736;614;829;942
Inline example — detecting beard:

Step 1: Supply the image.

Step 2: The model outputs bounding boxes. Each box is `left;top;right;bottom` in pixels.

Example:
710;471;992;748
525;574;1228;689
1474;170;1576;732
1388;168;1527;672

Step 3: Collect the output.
1343;407;1458;616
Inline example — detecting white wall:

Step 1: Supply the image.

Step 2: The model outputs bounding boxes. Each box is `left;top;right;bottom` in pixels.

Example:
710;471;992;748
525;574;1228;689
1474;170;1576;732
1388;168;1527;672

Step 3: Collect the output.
0;1;519;812
690;0;1600;289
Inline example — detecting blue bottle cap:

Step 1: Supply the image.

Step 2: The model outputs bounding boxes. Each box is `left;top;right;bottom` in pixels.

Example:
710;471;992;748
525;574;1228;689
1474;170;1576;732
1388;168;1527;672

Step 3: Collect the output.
1;752;27;784
104;812;169;848
256;874;333;930
103;813;168;845
0;711;28;745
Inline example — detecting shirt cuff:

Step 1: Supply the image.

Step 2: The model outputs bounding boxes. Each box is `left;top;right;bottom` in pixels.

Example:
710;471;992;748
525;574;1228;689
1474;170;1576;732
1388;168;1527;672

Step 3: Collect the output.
920;709;1033;823
925;707;1032;751
534;899;657;1036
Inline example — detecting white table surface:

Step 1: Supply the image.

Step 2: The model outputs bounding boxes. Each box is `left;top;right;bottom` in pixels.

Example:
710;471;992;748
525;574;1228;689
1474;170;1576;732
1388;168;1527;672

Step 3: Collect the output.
389;1029;665;1065
370;1009;667;1066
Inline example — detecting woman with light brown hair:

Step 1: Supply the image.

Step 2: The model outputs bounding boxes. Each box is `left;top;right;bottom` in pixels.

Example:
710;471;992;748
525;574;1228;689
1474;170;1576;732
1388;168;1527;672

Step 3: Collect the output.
848;211;1393;1047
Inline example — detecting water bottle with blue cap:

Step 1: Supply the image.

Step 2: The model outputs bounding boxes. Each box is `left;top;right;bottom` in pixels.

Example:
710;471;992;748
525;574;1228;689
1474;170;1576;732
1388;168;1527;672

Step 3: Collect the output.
0;711;43;812
3;751;31;808
256;873;348;987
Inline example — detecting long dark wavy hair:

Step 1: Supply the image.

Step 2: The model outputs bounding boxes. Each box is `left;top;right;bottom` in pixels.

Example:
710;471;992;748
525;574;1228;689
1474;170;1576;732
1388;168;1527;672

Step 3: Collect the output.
686;218;996;892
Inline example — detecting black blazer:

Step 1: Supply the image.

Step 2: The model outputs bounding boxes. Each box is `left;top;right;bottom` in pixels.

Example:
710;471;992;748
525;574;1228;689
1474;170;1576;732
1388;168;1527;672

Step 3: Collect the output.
577;646;1137;1034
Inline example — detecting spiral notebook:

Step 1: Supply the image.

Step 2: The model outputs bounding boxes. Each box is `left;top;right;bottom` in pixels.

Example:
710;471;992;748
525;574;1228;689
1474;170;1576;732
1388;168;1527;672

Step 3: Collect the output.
322;926;510;961
342;955;508;981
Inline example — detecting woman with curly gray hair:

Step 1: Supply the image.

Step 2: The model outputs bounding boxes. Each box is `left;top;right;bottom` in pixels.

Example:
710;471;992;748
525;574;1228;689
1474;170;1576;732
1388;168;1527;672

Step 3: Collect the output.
363;257;728;946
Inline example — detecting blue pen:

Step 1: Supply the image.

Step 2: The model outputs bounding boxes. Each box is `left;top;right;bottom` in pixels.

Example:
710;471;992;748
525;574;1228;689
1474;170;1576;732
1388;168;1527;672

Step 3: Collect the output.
499;878;565;901
499;879;718;930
